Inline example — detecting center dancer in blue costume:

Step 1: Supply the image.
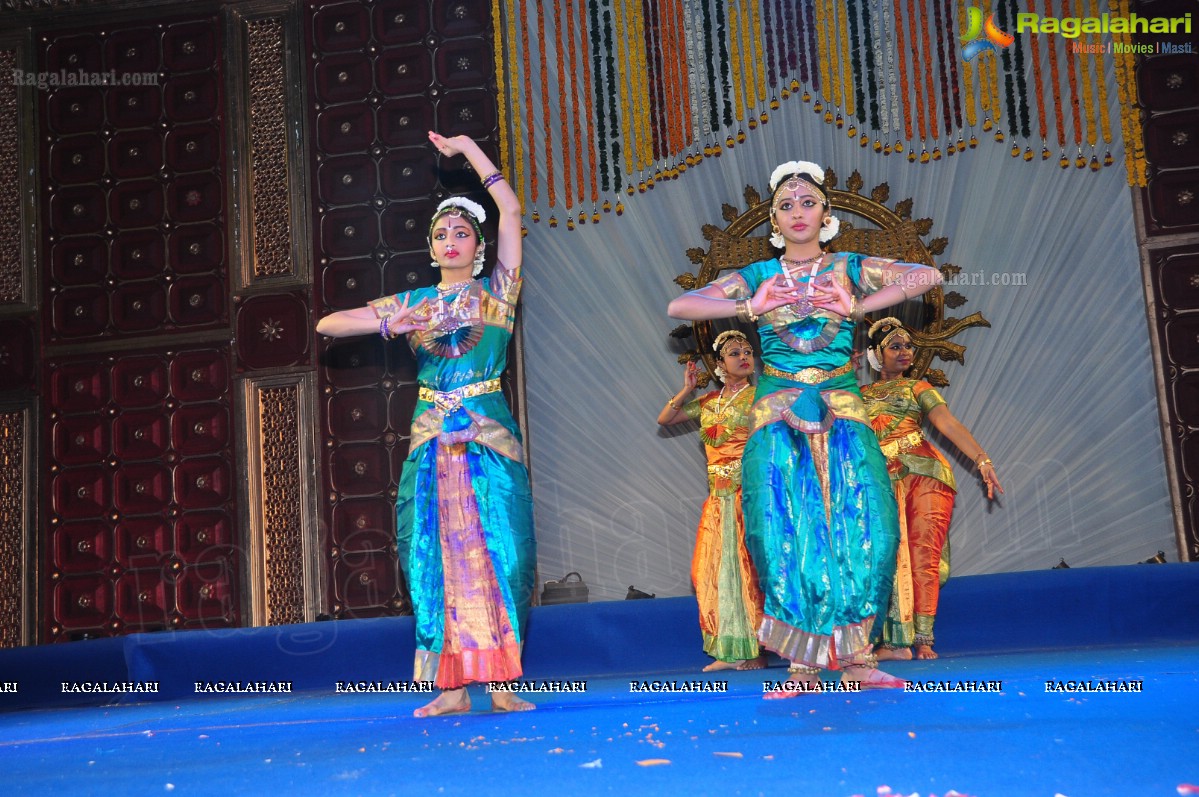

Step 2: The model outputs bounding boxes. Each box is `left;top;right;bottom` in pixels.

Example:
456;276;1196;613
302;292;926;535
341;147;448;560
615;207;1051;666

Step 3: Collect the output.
668;160;941;695
317;132;535;717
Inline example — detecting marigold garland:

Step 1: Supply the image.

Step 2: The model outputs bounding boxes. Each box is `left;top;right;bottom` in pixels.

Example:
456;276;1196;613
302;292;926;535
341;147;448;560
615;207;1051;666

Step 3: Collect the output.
729;0;746;124
714;0;733;126
815;0;834;112
554;0;574;207
838;0;854;120
958;0;977;130
882;0;900;146
861;0;881;131
1043;0;1066;149
1026;0;1048;150
804;0;819;95
631;0;653;171
699;0;719;133
613;0;634;179
944;0;962;131
1060;0;1083;161
1074;0;1097;153
1007;0;1031;138
1110;0;1145;185
577;0;598;203
931;0;952;139
763;0;777;88
601;1;621;196
749;0;767;112
589;0;610;193
893;0;913;142
518;0;538;203
534;0;556;207
915;0;936;141
492;0;511;195
795;0;810;85
1087;0;1113;153
997;0;1018;140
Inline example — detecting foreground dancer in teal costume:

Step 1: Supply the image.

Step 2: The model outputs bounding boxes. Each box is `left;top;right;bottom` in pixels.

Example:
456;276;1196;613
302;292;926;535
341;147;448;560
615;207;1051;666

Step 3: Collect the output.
668;160;941;695
317;133;535;717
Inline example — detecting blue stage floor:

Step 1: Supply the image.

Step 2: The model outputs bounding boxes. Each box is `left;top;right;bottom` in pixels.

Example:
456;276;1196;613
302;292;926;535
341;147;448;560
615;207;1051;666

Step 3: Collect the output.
1;642;1196;796
2;565;1198;795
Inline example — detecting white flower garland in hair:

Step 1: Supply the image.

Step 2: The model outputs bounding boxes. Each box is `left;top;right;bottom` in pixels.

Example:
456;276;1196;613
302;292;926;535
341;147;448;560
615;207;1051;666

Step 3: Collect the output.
866;347;883;371
436;196;487;223
769;160;825;191
819;215;841;243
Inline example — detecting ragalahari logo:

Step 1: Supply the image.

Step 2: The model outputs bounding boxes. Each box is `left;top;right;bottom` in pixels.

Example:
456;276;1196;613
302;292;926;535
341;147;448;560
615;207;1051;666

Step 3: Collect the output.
961;6;1015;60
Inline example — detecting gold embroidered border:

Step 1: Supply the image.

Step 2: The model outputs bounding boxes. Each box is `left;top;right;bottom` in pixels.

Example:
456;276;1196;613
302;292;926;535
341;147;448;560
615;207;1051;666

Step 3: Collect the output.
748;389;870;438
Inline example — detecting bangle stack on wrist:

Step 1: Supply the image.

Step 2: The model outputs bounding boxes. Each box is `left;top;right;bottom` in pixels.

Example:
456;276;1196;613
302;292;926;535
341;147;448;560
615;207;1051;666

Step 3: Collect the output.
481;170;505;189
849;296;865;322
380;314;393;339
736;299;759;323
975;452;993;470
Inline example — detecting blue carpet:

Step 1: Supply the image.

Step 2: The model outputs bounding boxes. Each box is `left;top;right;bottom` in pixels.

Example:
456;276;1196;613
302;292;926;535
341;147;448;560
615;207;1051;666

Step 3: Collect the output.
1;565;1197;794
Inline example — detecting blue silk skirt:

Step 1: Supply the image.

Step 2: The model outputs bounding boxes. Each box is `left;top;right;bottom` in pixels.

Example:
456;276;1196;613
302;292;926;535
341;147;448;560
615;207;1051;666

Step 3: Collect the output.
397;435;536;689
742;415;899;669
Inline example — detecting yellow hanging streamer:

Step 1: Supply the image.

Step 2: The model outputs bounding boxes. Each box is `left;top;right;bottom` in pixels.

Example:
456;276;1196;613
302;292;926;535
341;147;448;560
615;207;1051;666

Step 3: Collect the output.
1087;0;1113;148
817;0;834;107
1073;0;1096;150
729;0;745;123
1110;0;1145;185
750;0;767;108
959;0;977;128
838;0;854;118
496;0;519;203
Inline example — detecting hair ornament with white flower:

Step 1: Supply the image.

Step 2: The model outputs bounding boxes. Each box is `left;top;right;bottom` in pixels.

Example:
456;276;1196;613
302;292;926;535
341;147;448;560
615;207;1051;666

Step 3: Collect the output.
712;329;751;355
820;215;841;244
429;196;488;275
435;196;487;224
865;316;909;371
768;160;826;192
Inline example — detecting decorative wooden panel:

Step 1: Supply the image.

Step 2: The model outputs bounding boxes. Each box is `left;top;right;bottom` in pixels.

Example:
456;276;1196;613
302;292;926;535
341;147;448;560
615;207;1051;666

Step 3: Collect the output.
239;372;322;626
1133;0;1199;560
44;345;240;639
38;15;228;344
0;39;27;308
307;0;505;619
0;402;37;648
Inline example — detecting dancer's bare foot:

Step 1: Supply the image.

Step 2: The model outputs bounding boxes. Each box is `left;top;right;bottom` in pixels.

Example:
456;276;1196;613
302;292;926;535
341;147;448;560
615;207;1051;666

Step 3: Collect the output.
874;646;913;661
764;668;823;699
414;687;471;718
702;660;740;672
735;655;768;671
842;665;905;690
489;690;536;713
914;643;938;660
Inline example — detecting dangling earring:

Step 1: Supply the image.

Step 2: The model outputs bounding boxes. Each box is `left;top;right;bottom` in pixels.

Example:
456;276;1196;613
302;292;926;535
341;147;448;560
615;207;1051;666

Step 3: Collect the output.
471;241;485;277
430;259;440;269
769;219;785;249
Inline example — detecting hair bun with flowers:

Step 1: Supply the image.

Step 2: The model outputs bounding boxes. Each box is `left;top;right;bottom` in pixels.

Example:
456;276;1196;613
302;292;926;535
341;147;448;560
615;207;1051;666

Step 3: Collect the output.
865;316;908;371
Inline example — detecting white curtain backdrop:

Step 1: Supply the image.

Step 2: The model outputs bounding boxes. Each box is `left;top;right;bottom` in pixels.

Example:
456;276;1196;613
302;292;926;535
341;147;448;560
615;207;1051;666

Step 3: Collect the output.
511;69;1174;602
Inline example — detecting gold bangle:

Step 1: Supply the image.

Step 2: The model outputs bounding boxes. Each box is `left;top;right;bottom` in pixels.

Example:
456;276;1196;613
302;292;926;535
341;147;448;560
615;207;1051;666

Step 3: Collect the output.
736;298;759;323
667;397;680;410
849;296;865;322
976;454;993;470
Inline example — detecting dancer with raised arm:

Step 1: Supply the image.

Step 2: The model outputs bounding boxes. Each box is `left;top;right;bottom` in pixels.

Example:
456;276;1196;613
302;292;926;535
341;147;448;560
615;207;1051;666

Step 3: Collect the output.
659;331;766;672
317;132;535;717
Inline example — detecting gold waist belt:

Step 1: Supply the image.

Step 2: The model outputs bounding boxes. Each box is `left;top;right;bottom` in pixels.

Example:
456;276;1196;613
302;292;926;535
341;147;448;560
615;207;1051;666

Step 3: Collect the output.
763;361;853;385
418;378;502;413
706;461;742;479
880;430;925;458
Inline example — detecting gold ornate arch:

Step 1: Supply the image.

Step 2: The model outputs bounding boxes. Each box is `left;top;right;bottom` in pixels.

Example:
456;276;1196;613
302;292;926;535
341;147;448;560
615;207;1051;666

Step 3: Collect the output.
671;169;990;386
